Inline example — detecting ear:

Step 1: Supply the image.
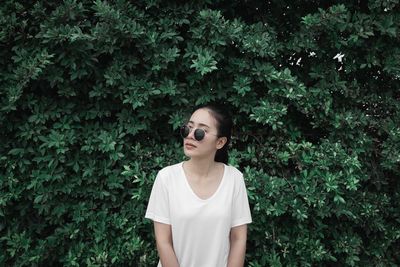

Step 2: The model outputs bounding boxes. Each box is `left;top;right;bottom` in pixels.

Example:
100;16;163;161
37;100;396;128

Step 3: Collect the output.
216;137;227;150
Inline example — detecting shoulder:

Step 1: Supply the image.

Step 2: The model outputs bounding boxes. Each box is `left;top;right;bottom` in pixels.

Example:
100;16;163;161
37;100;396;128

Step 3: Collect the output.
155;162;182;182
158;162;181;174
224;164;247;188
224;165;250;198
225;164;244;180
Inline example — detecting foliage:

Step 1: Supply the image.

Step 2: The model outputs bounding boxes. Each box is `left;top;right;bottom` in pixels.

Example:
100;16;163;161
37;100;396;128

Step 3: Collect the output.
1;0;399;266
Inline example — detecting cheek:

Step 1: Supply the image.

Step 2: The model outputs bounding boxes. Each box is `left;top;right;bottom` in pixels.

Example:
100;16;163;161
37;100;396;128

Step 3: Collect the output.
189;140;214;153
203;139;219;150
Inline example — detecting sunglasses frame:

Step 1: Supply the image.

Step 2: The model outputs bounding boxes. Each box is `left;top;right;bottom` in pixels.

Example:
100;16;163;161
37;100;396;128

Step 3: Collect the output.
180;124;218;141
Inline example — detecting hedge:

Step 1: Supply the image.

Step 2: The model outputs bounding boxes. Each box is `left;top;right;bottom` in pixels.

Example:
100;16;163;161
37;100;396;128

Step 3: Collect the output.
1;0;399;266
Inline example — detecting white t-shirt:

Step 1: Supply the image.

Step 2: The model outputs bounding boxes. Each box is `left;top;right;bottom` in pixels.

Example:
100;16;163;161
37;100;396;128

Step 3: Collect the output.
145;161;252;267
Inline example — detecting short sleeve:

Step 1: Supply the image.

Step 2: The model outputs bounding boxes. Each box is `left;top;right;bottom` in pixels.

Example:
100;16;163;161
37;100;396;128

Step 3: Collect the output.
145;170;171;225
231;175;252;227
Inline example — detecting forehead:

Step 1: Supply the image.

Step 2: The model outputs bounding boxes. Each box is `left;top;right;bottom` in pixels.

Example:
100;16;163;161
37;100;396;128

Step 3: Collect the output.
188;108;217;128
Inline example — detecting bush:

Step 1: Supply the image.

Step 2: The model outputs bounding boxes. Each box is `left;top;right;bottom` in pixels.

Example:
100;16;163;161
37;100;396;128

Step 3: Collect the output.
1;0;399;266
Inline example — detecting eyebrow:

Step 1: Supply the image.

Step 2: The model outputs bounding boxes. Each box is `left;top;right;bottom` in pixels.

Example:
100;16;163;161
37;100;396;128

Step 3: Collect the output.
188;120;210;128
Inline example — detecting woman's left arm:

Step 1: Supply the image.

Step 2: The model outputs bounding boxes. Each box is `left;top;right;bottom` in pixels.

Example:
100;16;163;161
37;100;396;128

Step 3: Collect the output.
227;224;247;267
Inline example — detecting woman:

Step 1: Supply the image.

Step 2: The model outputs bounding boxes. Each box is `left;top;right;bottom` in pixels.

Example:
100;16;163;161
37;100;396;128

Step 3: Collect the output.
145;103;252;267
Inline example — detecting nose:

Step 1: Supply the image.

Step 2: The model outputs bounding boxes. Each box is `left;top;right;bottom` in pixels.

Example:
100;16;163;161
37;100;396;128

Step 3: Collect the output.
186;128;196;140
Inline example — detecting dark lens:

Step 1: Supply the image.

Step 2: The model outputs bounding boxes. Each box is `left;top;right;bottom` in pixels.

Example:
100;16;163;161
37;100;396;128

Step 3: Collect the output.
180;125;190;138
194;129;205;141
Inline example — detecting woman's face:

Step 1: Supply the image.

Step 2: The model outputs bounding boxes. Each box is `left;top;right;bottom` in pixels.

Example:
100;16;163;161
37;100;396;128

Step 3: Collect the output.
183;108;226;159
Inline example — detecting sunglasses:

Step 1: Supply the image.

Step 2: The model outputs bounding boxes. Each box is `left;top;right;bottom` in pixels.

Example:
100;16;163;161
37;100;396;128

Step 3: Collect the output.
180;124;218;141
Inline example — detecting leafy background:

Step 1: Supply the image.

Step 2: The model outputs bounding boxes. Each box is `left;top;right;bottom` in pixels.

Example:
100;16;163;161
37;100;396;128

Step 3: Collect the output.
1;0;399;266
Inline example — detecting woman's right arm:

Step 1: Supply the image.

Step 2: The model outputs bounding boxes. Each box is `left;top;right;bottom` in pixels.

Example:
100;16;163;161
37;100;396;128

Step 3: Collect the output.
154;221;180;267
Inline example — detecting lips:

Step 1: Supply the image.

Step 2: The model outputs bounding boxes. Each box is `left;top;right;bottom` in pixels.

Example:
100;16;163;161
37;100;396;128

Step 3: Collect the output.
185;142;197;148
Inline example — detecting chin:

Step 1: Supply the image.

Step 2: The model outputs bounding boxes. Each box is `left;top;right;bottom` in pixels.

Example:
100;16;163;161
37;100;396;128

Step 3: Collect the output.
183;150;195;157
183;148;204;158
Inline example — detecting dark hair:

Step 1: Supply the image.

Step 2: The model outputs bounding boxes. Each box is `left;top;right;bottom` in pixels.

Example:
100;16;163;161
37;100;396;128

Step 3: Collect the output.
192;103;233;164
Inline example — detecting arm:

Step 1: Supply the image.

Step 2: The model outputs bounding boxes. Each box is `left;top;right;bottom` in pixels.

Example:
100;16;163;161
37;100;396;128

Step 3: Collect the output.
227;224;248;267
154;221;180;267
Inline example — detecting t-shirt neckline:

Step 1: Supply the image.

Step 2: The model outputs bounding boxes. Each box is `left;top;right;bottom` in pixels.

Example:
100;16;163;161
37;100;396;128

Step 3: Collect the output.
180;161;227;202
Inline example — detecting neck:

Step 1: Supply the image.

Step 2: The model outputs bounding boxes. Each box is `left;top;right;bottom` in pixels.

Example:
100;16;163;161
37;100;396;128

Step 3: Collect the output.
185;156;216;179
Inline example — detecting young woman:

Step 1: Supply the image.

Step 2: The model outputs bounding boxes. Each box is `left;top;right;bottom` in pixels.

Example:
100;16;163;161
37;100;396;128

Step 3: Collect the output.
145;103;252;267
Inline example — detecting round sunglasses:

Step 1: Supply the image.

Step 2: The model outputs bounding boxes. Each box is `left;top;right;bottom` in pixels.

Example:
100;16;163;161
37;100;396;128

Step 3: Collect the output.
180;124;218;141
